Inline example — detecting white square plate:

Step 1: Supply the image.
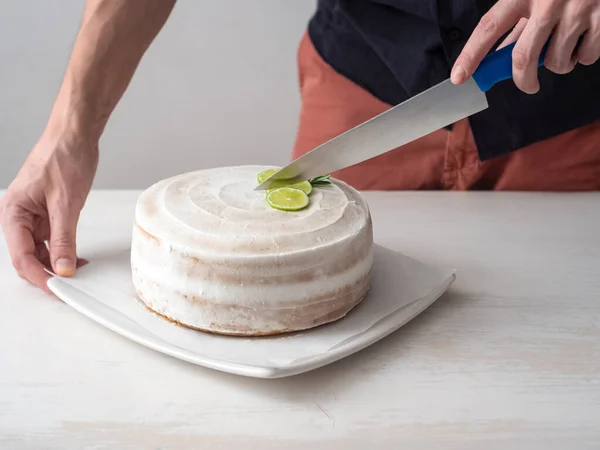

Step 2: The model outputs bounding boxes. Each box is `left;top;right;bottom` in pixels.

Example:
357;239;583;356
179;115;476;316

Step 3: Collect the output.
47;244;455;378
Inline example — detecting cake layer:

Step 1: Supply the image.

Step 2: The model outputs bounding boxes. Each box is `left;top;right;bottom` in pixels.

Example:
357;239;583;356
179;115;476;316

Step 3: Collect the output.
131;165;373;335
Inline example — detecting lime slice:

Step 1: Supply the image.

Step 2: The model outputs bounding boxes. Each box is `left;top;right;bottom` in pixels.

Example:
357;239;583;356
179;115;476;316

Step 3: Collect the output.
257;168;279;184
266;187;310;212
257;168;312;195
268;179;312;195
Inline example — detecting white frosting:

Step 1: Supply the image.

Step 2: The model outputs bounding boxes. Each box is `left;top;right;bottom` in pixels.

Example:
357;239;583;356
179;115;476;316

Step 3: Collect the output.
131;166;373;335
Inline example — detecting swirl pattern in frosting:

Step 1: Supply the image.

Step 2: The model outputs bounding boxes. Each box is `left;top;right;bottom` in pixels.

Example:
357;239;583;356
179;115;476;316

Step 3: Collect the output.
131;166;373;336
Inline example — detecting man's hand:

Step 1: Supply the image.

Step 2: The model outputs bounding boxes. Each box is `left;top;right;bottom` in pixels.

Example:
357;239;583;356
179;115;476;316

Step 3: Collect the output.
0;0;175;293
0;132;97;292
452;0;600;93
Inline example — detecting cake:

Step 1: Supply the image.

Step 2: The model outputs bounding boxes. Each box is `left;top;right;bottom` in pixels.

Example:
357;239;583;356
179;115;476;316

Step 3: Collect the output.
131;165;373;336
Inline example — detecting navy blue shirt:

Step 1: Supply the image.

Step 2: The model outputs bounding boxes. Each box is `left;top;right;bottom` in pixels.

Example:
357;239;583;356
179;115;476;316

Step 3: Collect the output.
309;0;600;160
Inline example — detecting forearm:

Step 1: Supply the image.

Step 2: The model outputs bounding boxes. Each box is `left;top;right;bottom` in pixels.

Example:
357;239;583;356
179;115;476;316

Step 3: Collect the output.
46;0;176;141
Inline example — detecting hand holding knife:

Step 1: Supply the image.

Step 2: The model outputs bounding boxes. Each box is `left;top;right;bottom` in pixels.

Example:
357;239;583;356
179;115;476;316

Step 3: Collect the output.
256;41;547;191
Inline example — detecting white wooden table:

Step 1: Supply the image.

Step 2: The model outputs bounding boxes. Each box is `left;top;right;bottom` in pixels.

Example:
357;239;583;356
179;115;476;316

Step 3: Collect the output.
1;190;599;450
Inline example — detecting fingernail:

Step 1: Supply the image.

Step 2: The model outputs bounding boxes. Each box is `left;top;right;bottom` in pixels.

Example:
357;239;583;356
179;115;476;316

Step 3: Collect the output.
55;258;76;276
451;65;466;84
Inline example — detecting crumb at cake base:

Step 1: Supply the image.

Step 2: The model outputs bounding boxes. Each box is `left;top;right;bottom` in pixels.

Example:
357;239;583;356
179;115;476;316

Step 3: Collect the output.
137;285;370;337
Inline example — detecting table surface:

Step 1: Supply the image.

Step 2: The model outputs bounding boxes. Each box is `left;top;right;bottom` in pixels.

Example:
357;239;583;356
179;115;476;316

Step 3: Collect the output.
1;190;599;450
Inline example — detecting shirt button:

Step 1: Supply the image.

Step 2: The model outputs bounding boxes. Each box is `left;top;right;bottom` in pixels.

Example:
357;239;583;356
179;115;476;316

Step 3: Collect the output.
447;28;463;41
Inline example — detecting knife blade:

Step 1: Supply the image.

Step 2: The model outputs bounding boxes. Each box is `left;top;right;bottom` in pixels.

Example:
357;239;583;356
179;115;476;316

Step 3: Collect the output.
255;41;546;190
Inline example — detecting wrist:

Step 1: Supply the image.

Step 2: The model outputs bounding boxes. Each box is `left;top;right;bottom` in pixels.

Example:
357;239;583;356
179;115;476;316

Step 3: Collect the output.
45;79;110;144
42;106;101;157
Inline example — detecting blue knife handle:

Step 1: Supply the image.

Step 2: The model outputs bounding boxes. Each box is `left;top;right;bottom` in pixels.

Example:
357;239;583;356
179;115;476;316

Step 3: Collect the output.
472;41;548;92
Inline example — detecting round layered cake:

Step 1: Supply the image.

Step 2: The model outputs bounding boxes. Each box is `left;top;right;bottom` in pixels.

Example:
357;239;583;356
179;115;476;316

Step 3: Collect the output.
131;165;373;336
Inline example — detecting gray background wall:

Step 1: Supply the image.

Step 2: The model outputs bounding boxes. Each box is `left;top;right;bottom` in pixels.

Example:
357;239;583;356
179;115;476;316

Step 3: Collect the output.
0;1;315;188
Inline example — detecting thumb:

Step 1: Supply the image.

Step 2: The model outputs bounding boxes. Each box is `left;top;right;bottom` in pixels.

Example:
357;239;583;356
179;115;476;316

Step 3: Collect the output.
49;205;79;277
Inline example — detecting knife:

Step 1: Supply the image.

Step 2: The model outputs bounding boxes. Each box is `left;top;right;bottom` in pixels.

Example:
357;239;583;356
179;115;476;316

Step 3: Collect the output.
255;41;546;190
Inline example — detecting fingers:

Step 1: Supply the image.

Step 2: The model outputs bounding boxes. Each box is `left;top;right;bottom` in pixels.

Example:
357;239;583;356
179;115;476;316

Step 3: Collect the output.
452;0;525;84
455;0;598;94
544;27;581;74
511;11;556;94
48;204;80;277
36;240;86;270
498;18;528;49
36;241;51;269
544;3;590;74
577;19;600;65
2;219;52;293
